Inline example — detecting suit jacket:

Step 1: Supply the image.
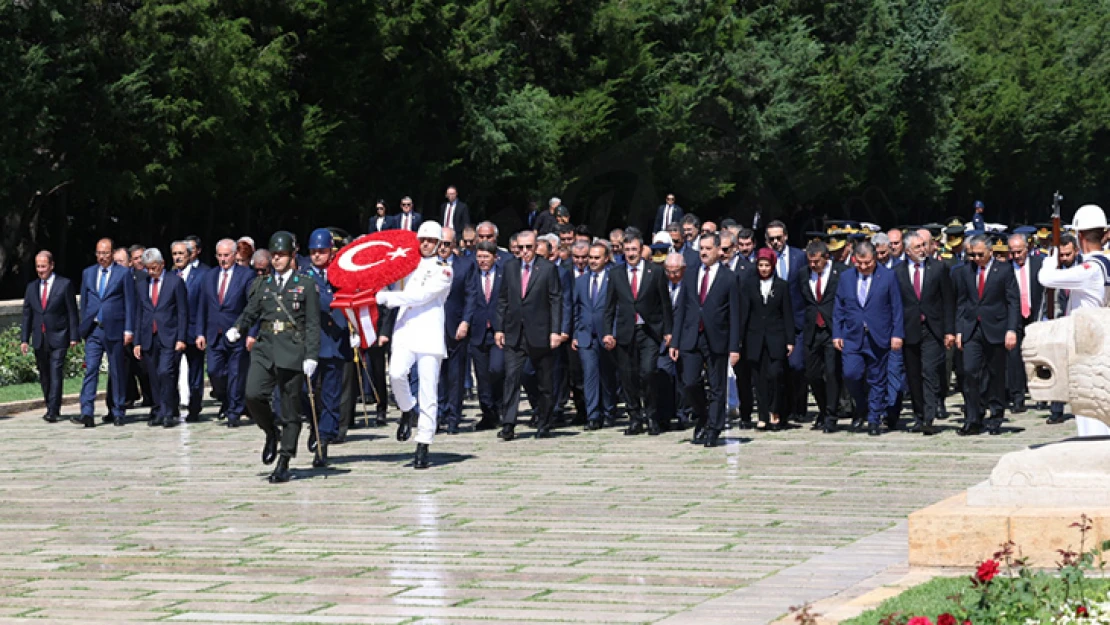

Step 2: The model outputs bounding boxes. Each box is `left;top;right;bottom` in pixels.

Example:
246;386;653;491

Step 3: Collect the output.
800;262;846;348
307;267;352;361
1013;255;1045;325
833;265;904;353
681;244;700;270
603;259;672;344
671;264;740;355
894;258;955;344
533;211;558;235
179;263;209;339
739;276;795;362
80;263;135;340
653;204;684;233
494;256;562;349
368;215;390;233
388;211;423;232
574;271;612;348
557;264;574;335
471;266;503;347
196;265;254;344
777;246;809;331
954;260;1019;344
21;275;79;350
443;254;479;339
439;200;471;234
134;272;189;350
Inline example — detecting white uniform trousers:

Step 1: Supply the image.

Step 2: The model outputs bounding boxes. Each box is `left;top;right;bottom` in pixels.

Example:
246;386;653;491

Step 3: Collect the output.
389;348;443;444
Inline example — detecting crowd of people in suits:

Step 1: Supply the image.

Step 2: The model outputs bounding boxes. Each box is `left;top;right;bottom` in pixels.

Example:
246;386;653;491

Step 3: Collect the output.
19;189;1110;469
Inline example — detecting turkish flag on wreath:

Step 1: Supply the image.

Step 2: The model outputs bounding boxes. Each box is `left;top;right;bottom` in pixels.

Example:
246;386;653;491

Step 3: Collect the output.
328;230;421;348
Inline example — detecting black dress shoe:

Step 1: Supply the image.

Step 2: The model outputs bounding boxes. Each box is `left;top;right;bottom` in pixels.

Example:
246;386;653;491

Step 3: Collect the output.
1047;414;1067;424
414;443;430;469
101;415;114;424
692;427;707;445
624;421;645;436
312;442;328;468
217;410;227;421
375;411;388;427
114;415;125;427
585;419;601;431
307;428;318;453
227;416;241;428
822;423;838;434
850;418;864;432
703;430;720;447
868;424;881;436
262;428;279;465
43;414;58;423
988;426;1002;436
185;414;201;423
396;409;415;442
147;415;161;427
497;424;515;441
446;421;460;435
884;419;899;431
535;427;551;439
268;456;291;483
647;419;661;436
737;418;753;430
957;424;981;436
163;417;177;428
79;415;95;428
474;417;498;431
920;424;937;436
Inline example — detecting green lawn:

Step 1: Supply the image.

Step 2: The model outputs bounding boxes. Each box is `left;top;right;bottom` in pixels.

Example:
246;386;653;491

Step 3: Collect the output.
0;377;106;404
841;577;1110;624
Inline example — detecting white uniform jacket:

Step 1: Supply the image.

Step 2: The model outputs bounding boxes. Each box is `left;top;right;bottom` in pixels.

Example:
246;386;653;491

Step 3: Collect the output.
377;256;453;357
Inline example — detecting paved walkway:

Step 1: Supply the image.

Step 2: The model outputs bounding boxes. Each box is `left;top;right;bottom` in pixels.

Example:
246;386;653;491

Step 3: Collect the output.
0;398;1069;624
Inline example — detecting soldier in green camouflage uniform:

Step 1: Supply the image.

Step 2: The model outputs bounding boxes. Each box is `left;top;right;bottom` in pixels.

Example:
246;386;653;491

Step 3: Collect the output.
226;231;320;483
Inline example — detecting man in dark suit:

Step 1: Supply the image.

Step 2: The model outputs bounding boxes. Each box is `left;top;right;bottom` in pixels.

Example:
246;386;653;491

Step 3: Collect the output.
21;251;79;422
657;253;689;430
801;240;845;432
833;241;904;436
368;200;390;233
476;221;514;266
669;234;740;447
437;227;478;433
469;241;505;430
439;186;471;236
719;231;757;427
133;249;189;428
653;193;684;234
604;230;673;434
493;230;563;440
389;196;423;232
532;197;560;236
574;242;619;430
894;231;955;435
954;234;1019;436
172;240;209;422
765;220;809;424
195;239;254;427
78;238;136;427
1006;233;1044;413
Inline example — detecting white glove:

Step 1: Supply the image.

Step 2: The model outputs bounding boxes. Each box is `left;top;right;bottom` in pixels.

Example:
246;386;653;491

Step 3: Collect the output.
303;359;317;378
226;327;241;343
349;334;362;350
375;291;390;306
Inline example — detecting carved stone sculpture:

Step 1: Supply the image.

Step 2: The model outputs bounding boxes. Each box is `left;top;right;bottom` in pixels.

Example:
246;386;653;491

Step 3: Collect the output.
1022;308;1110;428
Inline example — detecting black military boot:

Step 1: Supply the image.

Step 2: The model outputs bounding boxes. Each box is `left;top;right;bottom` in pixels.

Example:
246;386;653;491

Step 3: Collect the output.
414;443;430;470
312;441;328;468
268;456;291;483
397;409;415;442
261;428;279;465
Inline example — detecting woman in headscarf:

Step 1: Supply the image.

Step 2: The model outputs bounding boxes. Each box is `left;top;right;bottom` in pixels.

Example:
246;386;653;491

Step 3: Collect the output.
739;248;795;430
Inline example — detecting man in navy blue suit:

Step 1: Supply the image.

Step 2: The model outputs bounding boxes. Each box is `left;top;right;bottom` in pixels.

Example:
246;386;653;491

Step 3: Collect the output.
195;239;255;427
133;249;189;427
669;233;741;448
389;196;423;232
653;193;684;234
21;251;79;423
78;238;136;427
833;241;904;436
469;241;505;430
765;220;809;424
574;242;618;430
436;227;478;433
172;240;210;421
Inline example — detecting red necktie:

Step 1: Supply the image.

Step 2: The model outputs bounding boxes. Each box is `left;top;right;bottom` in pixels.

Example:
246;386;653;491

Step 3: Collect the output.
913;263;922;299
977;266;985;300
1019;264;1030;318
521;263;531;298
40;279;48;334
218;270;229;305
815;273;825;327
630;266;639;298
699;266;709;304
151;277;161;333
404;215;411;231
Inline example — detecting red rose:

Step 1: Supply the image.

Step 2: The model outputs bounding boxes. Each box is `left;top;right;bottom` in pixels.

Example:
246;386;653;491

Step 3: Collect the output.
937;614;957;625
907;618;933;625
975;559;1000;584
1077;606;1089;617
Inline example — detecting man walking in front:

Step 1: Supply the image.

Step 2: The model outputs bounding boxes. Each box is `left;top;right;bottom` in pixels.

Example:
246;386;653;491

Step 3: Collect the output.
21;251;79;423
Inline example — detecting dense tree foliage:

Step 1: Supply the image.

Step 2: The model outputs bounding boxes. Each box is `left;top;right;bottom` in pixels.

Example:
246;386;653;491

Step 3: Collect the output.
1;0;1109;295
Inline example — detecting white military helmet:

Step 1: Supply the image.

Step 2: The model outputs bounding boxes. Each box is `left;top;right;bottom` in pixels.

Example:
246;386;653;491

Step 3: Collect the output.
416;220;443;240
1072;204;1108;231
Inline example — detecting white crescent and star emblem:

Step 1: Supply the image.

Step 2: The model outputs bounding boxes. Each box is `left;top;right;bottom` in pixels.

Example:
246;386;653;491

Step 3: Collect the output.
336;240;410;272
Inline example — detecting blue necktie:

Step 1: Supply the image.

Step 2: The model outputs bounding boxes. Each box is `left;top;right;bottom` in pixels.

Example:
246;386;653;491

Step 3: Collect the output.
591;274;600;302
97;267;109;297
857;275;868;307
777;252;787;280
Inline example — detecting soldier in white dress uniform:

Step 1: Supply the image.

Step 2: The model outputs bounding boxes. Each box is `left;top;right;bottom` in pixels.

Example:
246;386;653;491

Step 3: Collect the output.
375;221;453;468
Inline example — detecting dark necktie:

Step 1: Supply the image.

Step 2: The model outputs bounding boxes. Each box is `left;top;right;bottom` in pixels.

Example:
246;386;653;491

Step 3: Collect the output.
151;277;161;333
814;273;825;327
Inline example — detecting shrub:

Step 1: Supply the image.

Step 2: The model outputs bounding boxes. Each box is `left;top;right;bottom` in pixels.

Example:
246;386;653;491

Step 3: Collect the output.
0;325;91;387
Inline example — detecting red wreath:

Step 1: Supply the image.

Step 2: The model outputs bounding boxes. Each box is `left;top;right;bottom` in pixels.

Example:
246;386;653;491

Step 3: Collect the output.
328;230;421;294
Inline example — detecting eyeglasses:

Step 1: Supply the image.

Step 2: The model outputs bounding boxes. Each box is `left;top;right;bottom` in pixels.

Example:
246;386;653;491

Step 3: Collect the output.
767;236;784;242
721;246;733;253
401;202;413;207
966;252;984;259
519;244;535;250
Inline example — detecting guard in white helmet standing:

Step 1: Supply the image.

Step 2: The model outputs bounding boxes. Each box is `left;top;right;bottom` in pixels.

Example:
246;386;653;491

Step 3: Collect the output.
1037;203;1110;437
375;221;453;468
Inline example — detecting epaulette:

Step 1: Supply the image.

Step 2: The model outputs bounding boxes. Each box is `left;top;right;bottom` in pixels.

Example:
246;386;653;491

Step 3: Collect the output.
436;259;449;266
941;252;953;259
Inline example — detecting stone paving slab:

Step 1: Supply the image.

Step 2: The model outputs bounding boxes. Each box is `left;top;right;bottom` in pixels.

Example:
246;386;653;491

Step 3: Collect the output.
0;396;1074;623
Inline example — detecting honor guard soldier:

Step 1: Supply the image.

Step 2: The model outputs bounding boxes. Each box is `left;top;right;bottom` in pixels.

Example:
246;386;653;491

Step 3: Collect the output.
375;221;453;469
226;231;320;483
304;228;351;467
